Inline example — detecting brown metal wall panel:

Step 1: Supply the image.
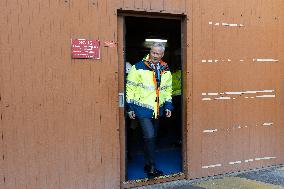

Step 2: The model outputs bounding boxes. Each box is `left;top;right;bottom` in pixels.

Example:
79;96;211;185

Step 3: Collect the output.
0;4;4;180
123;0;135;9
149;0;164;11
1;0;120;189
190;0;284;178
0;109;4;188
189;0;203;178
279;0;284;165
122;0;187;13
280;1;284;167
1;0;284;188
163;0;186;14
134;0;143;9
142;0;151;10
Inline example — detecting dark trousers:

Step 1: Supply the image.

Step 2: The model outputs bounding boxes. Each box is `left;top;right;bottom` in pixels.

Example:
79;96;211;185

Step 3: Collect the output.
172;95;182;141
138;118;159;165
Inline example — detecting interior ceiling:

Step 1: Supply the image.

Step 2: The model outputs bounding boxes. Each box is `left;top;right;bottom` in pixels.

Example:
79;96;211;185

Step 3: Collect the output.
125;16;181;64
125;16;180;45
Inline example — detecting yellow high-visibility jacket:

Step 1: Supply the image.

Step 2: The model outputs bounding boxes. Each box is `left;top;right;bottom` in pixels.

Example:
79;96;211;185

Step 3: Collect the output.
126;60;173;119
172;69;182;96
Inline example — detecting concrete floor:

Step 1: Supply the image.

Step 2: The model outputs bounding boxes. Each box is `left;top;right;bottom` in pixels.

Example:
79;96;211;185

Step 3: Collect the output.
135;165;284;189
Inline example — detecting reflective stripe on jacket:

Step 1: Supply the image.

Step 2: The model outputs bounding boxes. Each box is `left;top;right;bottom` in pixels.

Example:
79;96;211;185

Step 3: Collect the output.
126;60;173;119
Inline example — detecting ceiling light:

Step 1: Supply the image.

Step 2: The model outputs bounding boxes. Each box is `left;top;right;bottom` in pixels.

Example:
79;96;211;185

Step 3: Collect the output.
145;39;168;43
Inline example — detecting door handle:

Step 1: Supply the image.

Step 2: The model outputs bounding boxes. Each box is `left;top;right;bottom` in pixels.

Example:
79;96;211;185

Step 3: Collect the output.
119;92;124;107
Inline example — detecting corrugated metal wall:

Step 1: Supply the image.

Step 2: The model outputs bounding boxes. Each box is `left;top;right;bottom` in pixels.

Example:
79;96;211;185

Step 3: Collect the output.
189;0;284;178
0;0;120;188
1;0;283;188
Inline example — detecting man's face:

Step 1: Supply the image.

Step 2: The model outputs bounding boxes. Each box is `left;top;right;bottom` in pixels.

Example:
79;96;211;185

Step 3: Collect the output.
150;47;164;63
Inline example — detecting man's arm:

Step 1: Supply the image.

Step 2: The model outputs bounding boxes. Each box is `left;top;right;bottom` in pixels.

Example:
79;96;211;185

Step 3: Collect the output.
126;65;138;119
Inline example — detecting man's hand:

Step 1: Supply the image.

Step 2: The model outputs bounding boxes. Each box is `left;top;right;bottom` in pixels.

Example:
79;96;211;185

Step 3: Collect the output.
165;109;171;118
128;111;136;119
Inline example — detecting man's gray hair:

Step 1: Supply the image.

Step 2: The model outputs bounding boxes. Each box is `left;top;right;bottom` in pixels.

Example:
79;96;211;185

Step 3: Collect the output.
151;42;166;52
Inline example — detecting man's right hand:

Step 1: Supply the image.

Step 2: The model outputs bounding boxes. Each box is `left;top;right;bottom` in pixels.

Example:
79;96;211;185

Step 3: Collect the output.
128;111;136;119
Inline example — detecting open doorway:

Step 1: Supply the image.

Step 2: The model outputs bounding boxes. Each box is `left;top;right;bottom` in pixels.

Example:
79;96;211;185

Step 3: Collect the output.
123;16;183;181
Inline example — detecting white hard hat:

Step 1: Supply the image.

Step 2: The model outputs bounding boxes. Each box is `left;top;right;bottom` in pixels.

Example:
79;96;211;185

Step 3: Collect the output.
125;62;132;74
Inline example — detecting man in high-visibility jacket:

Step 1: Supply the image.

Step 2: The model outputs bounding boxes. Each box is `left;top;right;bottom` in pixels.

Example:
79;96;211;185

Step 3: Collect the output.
126;42;173;178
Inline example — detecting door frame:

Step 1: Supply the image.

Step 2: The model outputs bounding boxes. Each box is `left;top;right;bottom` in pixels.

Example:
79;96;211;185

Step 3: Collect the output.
117;11;189;188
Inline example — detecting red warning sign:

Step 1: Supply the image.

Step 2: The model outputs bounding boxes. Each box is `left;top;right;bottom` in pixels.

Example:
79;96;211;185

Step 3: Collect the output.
71;39;100;59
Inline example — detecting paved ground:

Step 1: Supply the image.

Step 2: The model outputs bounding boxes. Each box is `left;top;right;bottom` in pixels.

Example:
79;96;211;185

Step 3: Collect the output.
135;165;284;189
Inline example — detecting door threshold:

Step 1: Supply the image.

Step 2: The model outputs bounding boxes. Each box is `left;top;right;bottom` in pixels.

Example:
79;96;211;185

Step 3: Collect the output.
123;172;185;188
